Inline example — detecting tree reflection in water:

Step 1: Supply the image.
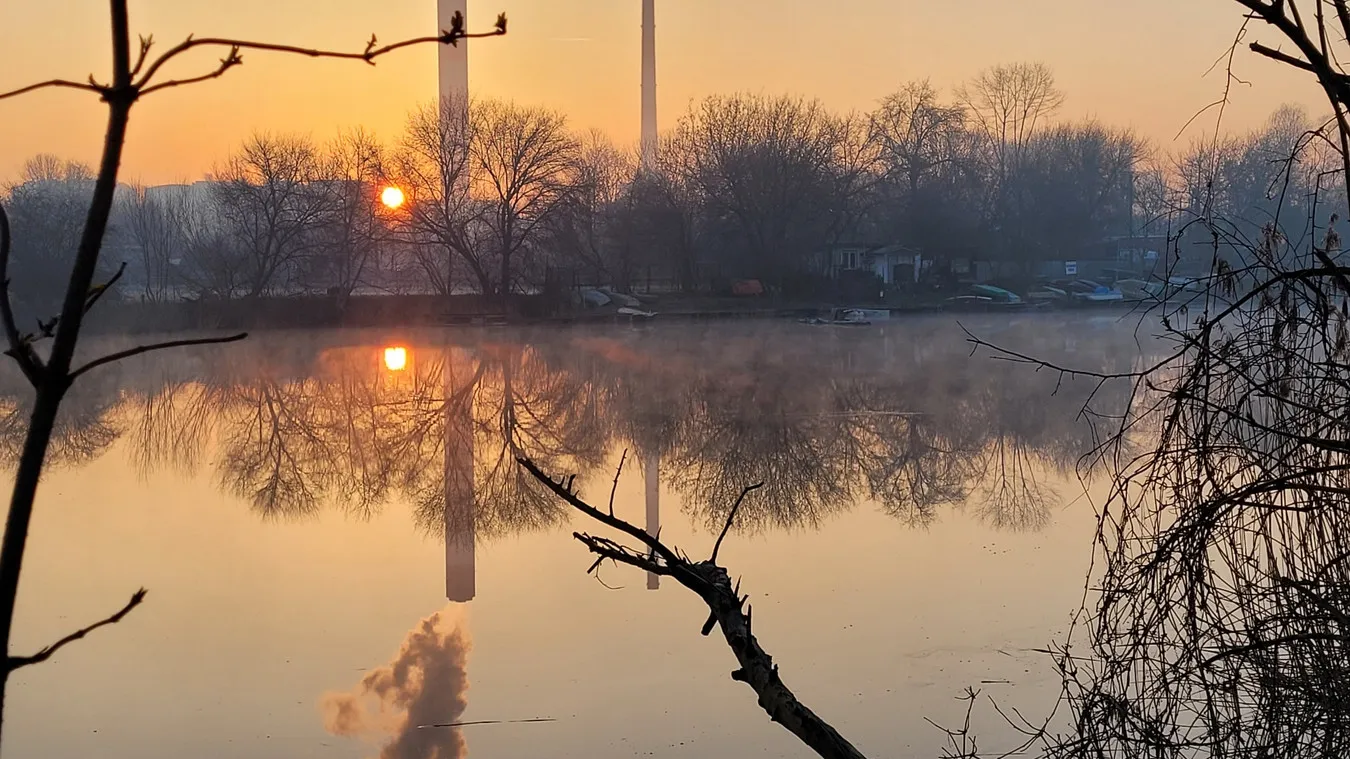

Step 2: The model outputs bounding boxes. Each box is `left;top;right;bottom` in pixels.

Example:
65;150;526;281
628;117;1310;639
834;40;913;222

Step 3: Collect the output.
0;319;1150;540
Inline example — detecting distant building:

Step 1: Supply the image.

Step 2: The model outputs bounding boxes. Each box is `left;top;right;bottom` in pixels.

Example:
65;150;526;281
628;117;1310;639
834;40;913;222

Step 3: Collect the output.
825;243;924;285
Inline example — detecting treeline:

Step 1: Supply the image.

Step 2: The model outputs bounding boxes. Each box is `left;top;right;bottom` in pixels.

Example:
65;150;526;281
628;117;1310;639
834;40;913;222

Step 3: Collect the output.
1;62;1339;308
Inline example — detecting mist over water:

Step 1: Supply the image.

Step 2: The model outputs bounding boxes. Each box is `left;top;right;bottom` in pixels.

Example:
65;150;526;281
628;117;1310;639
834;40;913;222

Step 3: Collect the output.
0;315;1155;758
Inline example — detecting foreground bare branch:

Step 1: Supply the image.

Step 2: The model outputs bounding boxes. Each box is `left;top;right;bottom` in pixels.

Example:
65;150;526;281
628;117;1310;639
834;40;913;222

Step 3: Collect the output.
0;1;508;748
0;79;104;102
70;333;249;381
7;588;146;672
518;457;868;759
134;12;507;96
1;12;508;103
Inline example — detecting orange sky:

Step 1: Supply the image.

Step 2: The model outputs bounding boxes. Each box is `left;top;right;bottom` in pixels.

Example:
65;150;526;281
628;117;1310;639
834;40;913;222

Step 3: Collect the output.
0;0;1330;185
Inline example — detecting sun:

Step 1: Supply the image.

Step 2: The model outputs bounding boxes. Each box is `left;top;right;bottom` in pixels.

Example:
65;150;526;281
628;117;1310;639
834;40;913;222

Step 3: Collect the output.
383;346;408;372
380;186;406;209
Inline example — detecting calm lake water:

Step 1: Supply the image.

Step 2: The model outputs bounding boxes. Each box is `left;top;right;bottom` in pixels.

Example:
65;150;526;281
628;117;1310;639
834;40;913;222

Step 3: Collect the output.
3;314;1150;758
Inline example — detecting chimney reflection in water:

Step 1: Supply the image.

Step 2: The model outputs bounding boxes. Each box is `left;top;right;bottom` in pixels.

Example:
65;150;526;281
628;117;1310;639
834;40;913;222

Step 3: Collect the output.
444;346;476;603
645;454;660;590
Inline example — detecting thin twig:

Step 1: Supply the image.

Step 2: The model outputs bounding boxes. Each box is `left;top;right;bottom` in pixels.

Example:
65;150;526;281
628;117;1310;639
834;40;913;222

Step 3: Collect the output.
2;13;507;104
130;34;155;78
710;482;765;564
518;457;681;567
7;588;146;672
0;79;105;102
84;261;127;313
139;47;243;96
607;448;628;517
134;12;507;94
69;333;248;381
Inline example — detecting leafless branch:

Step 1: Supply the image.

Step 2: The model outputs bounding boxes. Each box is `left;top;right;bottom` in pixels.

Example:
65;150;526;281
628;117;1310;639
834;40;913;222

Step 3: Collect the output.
1;12;507;105
130;34;154;78
573;532;670;575
83;261;126;314
607;448;628;517
69;333;249;381
7;588;146;672
961;322;1182;382
1203;632;1350;665
0;79;105;102
520;457;868;759
518;456;680;566
710;482;765;564
1250;40;1319;72
139;46;242;96
134;12;506;95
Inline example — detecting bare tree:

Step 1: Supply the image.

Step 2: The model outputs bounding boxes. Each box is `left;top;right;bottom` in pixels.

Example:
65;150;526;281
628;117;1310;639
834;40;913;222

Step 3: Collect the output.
959;62;1064;178
0;2;505;746
871;82;967;201
211;133;328;297
1131;163;1175;239
958;62;1065;260
2;157;101;315
314;128;386;301
610;142;704;291
471;99;578;296
546;129;637;286
669;93;861;284
869;81;977;259
392;96;482;295
118;183;188;301
1016;121;1146;259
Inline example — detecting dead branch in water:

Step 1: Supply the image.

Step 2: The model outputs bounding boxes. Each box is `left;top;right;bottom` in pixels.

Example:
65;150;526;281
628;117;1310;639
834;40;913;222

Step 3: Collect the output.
517;456;868;759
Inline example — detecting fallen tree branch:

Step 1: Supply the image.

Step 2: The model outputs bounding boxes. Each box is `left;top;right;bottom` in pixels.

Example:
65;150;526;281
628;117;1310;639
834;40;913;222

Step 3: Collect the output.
7;588;146;672
518;456;869;759
519;457;679;567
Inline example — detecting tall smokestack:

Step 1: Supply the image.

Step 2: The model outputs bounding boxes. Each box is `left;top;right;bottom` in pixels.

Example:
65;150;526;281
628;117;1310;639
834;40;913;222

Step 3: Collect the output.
640;0;658;168
439;0;469;104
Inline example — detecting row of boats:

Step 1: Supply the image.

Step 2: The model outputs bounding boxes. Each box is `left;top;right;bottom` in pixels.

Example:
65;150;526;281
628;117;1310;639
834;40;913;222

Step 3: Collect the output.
947;276;1205;309
801;276;1207;325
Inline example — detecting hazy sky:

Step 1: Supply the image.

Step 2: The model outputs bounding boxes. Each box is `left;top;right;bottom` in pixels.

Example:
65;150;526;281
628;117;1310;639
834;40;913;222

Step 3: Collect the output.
0;0;1329;184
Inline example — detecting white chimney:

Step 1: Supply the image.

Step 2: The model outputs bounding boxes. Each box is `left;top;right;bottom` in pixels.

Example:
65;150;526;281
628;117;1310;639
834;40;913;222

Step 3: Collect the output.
439;0;469;104
640;0;658;168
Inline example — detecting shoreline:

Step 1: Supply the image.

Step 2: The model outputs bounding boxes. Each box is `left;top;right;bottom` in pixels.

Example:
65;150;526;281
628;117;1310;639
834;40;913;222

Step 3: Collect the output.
83;293;1147;335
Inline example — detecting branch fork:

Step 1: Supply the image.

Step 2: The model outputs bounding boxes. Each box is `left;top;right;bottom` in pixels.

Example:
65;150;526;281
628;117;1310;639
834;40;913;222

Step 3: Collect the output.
0;11;509;103
518;457;867;759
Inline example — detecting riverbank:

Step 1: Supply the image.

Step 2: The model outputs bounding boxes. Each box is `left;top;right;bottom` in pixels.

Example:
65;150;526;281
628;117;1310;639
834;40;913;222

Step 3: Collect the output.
86;291;1140;334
